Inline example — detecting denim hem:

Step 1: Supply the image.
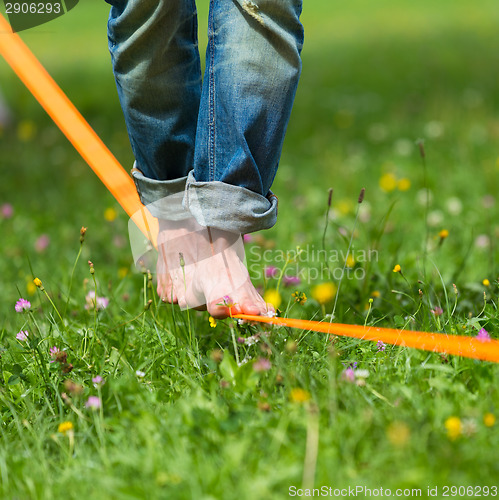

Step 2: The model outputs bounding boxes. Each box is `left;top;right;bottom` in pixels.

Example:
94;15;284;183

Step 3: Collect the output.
131;166;188;220
184;171;278;234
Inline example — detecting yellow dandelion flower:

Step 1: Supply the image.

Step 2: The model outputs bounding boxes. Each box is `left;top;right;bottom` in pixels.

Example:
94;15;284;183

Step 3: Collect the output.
104;207;118;222
336;199;353;216
263;289;282;309
397;178;411;191
379;173;397;193
33;277;43;288
484;413;495;427
392;264;401;273
118;267;129;279
346;255;355;268
311;282;337;305
386;421;411;447
26;281;37;296
439;229;449;239
58;421;74;434
371;290;381;298
290;388;310;403
208;316;217;328
482;279;490;287
17;120;36;142
444;416;462;440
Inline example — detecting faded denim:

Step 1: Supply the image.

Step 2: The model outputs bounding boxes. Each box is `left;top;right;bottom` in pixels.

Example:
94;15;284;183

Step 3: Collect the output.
107;0;303;233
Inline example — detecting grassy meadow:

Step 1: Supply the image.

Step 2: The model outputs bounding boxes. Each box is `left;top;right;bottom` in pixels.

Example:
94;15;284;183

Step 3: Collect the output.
0;0;498;498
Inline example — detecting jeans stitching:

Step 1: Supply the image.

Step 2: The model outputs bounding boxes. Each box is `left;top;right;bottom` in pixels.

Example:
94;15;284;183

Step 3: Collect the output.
208;0;216;182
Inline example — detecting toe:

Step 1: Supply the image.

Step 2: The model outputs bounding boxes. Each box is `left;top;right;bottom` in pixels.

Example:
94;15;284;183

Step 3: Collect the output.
239;302;261;316
207;302;232;319
239;300;275;317
206;298;274;319
157;279;178;304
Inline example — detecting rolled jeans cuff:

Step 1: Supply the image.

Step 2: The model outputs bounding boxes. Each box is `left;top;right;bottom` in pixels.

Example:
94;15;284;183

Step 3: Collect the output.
131;165;188;220
131;167;278;233
184;171;278;234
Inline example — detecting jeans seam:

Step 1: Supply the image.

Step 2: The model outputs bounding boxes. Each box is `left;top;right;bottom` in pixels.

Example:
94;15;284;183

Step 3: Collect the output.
191;0;198;46
208;0;216;182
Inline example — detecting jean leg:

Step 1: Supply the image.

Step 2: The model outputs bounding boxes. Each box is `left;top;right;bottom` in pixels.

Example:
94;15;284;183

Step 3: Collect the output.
107;0;201;182
185;0;303;233
193;0;303;193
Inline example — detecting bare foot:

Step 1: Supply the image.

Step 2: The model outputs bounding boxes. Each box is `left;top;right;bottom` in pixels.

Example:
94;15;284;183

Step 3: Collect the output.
156;223;177;304
156;218;274;319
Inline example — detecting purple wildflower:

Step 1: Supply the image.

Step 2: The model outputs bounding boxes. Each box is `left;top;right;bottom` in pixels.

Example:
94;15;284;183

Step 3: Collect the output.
96;297;109;309
264;266;278;278
431;307;444;316
221;295;236;307
1;203;13;219
85;291;109;311
476;328;491;342
50;348;68;367
283;275;301;287
34;234;50;253
16;330;29;342
15;298;31;313
341;367;356;383
49;346;61;362
253;358;272;372
85;396;102;410
92;375;104;387
341;365;369;385
376;340;386;352
49;346;60;356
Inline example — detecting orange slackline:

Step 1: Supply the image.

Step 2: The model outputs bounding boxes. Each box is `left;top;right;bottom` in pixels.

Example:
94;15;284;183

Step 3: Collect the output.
0;14;158;246
234;314;499;363
1;13;496;363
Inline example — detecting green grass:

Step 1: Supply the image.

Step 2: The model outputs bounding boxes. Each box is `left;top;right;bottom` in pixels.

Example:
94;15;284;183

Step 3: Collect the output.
0;1;498;498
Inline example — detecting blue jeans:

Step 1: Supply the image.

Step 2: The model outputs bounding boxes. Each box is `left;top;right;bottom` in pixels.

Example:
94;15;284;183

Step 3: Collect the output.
106;0;303;233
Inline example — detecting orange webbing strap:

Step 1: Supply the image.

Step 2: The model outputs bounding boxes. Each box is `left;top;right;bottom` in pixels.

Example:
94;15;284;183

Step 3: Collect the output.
0;13;158;246
234;314;499;363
